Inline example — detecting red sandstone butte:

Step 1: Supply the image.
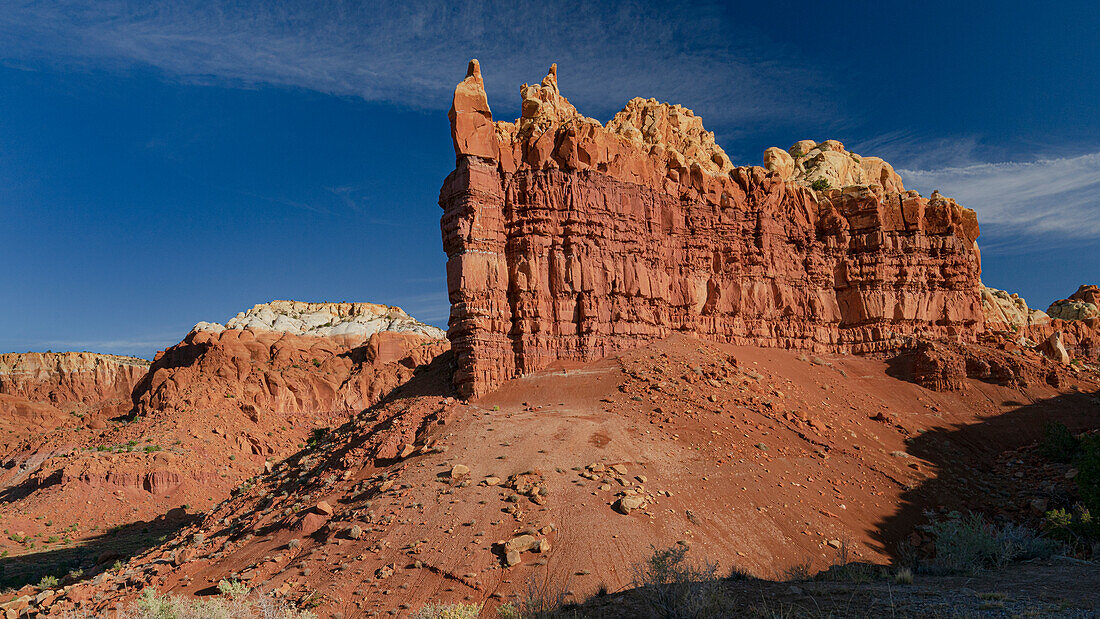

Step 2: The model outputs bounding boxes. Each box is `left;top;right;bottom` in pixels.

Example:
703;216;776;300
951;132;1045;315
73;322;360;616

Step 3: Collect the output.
440;60;983;398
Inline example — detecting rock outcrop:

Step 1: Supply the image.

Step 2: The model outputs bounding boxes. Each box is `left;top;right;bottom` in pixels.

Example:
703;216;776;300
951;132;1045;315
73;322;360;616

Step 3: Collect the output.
193;300;445;339
440;61;984;397
981;286;1050;332
1047;285;1100;322
138;301;447;417
0;352;149;405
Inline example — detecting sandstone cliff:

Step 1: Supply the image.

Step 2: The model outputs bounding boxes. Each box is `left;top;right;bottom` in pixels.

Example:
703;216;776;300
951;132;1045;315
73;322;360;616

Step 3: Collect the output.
0;352;149;405
440;60;983;397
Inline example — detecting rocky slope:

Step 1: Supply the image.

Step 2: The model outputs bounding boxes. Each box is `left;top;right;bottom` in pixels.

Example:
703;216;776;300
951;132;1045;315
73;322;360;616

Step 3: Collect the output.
27;334;1099;616
0;302;447;588
441;60;982;397
0;352;150;451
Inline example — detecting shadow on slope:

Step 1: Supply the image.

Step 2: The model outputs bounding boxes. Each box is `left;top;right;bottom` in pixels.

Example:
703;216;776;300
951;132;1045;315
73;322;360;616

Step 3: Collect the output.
0;507;198;589
873;386;1100;555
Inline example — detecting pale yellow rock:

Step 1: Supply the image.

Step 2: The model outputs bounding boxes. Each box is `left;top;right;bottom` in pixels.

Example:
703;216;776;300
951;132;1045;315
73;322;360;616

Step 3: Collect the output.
771;140;905;193
763;147;794;180
606;97;733;176
981;286;1050;332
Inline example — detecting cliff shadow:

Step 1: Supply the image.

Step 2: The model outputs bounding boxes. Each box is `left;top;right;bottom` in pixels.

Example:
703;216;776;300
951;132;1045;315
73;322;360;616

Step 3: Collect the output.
0;507;198;589
870;383;1100;558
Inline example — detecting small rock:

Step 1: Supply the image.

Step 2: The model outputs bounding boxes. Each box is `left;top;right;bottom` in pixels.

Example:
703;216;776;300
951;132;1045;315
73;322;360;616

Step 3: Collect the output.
614;496;644;515
315;501;334;516
349;525;364;540
450;464;470;479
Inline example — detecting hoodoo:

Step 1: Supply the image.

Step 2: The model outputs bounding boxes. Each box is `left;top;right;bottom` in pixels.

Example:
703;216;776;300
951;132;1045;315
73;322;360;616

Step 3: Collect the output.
441;61;983;397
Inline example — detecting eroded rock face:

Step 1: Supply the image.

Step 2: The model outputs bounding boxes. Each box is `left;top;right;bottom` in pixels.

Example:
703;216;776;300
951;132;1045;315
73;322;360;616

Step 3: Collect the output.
981;286;1050;332
1048;285;1100;321
0;352;149;405
441;61;984;397
138;302;448;418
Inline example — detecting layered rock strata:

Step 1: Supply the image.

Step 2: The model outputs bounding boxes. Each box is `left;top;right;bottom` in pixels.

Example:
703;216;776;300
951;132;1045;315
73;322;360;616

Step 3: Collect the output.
0;352;149;404
440;61;983;397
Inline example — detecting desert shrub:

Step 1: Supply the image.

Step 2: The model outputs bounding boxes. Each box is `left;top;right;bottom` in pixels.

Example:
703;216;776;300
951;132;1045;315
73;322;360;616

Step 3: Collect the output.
411;602;482;619
1044;506;1099;553
628;544;732;618
305;428;330;450
111;587;318;619
1075;434;1100;512
218;578;250;600
921;512;1060;574
810;179;831;191
38;574;60;589
780;558;814;581
1041;422;1079;462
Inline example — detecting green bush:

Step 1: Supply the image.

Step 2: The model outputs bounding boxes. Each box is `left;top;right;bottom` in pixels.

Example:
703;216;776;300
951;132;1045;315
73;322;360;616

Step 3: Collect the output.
629;544;732;617
37;574;59;589
1075;434;1100;512
123;587;317;619
1041;422;1079;462
921;512;1060;574
411;602;482;619
810;179;831;191
217;578;249;600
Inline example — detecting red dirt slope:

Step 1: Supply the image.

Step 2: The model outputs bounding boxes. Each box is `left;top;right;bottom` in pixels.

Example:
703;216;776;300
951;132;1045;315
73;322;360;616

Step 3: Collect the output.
0;330;446;588
37;335;1099;617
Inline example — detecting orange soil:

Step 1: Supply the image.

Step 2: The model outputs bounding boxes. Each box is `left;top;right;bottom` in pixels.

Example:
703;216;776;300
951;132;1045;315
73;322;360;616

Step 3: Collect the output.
39;335;1098;616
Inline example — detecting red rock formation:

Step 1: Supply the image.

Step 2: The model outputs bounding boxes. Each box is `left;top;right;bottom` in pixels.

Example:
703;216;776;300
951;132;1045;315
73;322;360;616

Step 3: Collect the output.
440;61;984;397
0;353;150;449
0;352;148;405
135;328;447;419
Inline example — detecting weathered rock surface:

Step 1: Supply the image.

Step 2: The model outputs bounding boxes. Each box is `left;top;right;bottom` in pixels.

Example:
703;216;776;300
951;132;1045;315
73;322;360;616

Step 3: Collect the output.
981;285;1100;361
440;61;983;397
0;353;150;449
135;327;445;419
193;300;444;339
981;286;1050;332
1047;285;1100;322
0;352;148;405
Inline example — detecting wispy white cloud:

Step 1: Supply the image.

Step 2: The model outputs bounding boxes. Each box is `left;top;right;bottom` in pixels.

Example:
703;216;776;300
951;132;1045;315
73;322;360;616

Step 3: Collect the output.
899;152;1100;239
0;0;833;129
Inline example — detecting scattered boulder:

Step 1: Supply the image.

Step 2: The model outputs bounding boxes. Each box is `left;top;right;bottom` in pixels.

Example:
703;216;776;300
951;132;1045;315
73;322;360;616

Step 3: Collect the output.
614;496;644;515
1038;332;1071;364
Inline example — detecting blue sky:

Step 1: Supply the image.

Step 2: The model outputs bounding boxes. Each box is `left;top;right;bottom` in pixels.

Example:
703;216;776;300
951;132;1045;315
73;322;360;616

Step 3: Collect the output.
2;1;1098;357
